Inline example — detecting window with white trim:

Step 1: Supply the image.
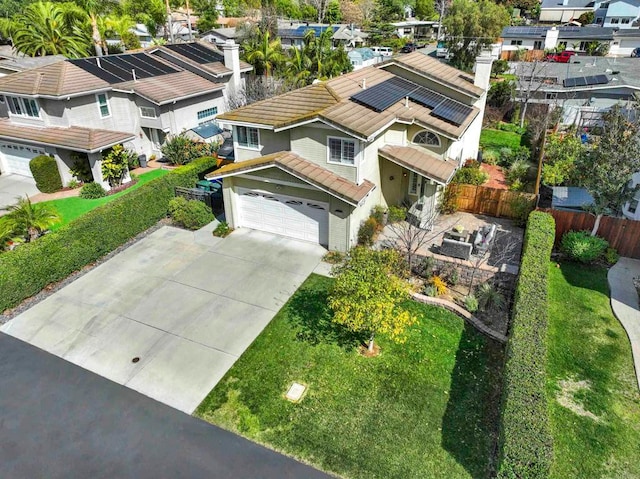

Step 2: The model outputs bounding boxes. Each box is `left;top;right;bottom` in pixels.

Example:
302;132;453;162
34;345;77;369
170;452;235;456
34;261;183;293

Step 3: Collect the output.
621;18;630;24
197;106;218;124
611;17;620;23
408;171;420;195
413;130;440;147
510;40;523;46
96;93;110;118
328;137;356;165
140;106;157;118
237;126;259;149
7;96;40;118
534;40;543;50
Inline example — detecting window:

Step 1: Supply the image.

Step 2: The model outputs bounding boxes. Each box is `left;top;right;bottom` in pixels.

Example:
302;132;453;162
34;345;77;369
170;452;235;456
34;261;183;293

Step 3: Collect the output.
408;171;420;195
237;126;259;149
596;16;603;24
140;106;157;118
534;40;543;50
558;41;567;49
7;96;40;118
413;130;440;147
96;93;110;118
197;106;218;125
328;137;356;165
611;17;620;23
579;41;588;51
545;92;558;100
622;18;630;24
510;40;523;46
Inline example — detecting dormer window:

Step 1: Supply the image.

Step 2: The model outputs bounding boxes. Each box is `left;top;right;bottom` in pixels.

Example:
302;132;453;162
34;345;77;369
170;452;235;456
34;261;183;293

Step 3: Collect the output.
7;96;40;118
413;130;440;148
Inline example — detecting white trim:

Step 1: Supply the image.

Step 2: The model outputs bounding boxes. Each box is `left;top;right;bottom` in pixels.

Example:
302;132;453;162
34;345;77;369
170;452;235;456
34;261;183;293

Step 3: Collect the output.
236;125;261;150
327;135;358;167
95;92;111;118
140;106;157;118
220;119;275;130
412;130;441;147
7;95;41;120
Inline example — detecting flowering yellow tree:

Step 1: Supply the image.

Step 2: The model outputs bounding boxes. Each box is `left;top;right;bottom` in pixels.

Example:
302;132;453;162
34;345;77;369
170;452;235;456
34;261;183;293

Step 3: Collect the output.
328;247;416;353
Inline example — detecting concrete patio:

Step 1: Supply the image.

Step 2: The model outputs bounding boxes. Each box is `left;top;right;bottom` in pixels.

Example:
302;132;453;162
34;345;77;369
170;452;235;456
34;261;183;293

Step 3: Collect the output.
0;174;40;214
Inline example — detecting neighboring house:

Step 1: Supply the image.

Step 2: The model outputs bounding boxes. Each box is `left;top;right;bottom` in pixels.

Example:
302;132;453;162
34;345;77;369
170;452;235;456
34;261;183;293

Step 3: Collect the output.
391;20;439;40
0;46;65;77
207;51;492;251
598;0;640;27
0;41;252;188
499;26;616;54
200;27;239;46
278;24;340;49
348;48;384;70
540;0;597;23
540;0;640;27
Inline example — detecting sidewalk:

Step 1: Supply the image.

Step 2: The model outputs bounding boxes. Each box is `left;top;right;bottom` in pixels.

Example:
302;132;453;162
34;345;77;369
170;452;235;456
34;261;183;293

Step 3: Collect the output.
608;257;640;391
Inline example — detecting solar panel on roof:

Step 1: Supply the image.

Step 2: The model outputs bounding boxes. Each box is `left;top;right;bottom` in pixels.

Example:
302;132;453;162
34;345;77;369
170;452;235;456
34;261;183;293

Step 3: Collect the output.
69;53;179;83
351;77;417;112
594;74;609;85
574;77;588;87
95;57;136;81
431;99;473;126
69;58;126;83
118;54;171;77
410;86;446;109
164;43;222;64
563;77;577;88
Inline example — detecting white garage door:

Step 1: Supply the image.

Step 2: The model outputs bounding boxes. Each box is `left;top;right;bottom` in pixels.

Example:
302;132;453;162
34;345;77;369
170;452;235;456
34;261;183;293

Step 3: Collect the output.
0;143;46;177
237;188;329;244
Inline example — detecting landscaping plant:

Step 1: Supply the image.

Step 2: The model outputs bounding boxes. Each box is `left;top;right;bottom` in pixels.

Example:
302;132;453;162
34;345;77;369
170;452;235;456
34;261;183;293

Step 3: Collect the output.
463;294;478;313
80;182;107;199
387;205;407;223
451;162;489;186
161;132;219;165
168;197;214;230
357;217;378;246
69;153;93;183
213;221;233;238
475;283;505;312
29;154;62;193
429;275;448;296
560;230;609;263
101;144;134;187
2;195;60;242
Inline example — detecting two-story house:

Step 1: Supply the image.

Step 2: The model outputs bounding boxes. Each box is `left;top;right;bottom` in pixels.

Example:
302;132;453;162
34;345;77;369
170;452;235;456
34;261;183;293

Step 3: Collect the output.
0;41;251;188
207;51;492;251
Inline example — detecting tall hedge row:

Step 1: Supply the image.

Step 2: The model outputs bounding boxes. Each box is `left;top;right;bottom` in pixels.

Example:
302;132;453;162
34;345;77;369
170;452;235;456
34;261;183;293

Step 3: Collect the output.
29;155;63;193
0;157;217;313
497;211;556;479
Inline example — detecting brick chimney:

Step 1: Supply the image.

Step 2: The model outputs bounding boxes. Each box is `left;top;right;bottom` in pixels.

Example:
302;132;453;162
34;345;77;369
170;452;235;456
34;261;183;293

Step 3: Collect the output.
222;39;241;92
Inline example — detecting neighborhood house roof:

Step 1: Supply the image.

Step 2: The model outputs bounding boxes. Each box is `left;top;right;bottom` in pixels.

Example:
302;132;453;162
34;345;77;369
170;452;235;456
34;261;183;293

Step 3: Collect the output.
540;0;594;8
0;119;135;153
218;52;481;141
205;151;376;205
115;71;225;105
378;145;457;184
552;186;594;210
501;26;616;40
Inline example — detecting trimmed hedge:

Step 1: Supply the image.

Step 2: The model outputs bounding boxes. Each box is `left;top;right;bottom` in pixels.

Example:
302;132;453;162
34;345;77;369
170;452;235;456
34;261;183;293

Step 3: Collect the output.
29;155;62;193
497;211;555;479
0;157;217;313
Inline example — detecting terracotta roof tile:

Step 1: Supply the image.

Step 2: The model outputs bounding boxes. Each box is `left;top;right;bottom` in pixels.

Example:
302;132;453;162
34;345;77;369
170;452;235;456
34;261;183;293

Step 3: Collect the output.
378;144;458;184
115;71;224;104
205;151;375;204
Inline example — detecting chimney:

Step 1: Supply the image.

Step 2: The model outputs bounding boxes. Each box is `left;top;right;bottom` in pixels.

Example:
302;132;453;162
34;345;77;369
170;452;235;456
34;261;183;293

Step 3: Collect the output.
473;50;493;92
222;39;241;92
545;26;559;50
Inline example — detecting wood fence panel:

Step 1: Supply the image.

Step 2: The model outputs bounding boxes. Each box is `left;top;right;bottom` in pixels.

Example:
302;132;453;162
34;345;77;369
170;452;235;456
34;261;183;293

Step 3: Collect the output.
539;208;640;259
453;184;536;220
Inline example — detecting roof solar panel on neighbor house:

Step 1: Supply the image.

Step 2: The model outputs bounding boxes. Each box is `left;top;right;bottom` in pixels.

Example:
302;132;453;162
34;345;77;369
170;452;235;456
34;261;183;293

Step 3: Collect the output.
563;77;577;88
574;77;588;87
431;99;473;126
594;74;609;85
70;53;179;83
123;53;178;75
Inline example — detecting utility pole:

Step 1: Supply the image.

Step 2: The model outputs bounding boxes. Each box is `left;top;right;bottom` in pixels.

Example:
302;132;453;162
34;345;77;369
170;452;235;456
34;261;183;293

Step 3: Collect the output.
436;0;446;41
186;0;193;42
165;0;175;43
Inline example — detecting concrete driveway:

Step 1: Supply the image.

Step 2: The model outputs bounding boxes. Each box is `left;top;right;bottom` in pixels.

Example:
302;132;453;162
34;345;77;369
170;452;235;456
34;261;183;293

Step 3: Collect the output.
0;174;40;212
1;227;326;413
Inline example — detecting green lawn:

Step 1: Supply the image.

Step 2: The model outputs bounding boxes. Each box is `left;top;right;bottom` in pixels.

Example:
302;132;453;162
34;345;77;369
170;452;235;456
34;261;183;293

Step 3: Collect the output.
196;274;504;479
43;169;169;230
547;263;640;479
480;129;522;153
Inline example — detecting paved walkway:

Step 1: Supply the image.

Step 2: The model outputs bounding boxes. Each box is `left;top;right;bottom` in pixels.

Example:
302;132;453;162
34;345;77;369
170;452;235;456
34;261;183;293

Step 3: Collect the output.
0;174;40;212
608;257;640;391
1;226;326;413
0;333;331;479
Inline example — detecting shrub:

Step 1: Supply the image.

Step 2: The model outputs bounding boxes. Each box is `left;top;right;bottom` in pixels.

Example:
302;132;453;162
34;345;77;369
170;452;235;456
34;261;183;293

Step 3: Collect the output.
506;159;530;188
67;179;81;189
464;294;478;313
80;182;107;199
438;185;459;214
604;247;619;265
413;255;435;278
371;205;386;226
560;230;609;263
509;195;534;227
168;197;214;230
101;144;134;187
476;283;505;311
161;132;219;165
387;205;407;223
497;211;555;479
423;284;437;297
429;275;448;296
29;155;62;193
0;157;217;313
69;153;93;183
357;217;378;246
487;81;514;108
452;162;489;186
323;250;345;264
213;221;233;238
500;145;531;167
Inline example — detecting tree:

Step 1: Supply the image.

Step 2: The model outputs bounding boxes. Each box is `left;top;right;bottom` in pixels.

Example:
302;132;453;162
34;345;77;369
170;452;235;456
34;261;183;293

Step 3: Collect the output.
486;80;514;108
541;131;582;186
324;0;341;22
191;0;219;32
101;144;134;187
242;29;285;77
415;0;436;20
160;133;218;165
226;75;294;109
577;11;594;25
74;0;119;56
515;60;550;128
104;14;137;51
122;0;166;37
285;46;312;87
575;105;640;235
444;0;510;70
3;195;60;243
328;247;416;353
12;2;92;58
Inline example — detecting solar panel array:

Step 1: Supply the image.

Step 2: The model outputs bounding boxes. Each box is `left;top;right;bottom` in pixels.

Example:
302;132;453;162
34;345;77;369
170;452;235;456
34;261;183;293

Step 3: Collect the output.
351;77;473;126
163;43;223;64
71;53;179;83
563;74;609;88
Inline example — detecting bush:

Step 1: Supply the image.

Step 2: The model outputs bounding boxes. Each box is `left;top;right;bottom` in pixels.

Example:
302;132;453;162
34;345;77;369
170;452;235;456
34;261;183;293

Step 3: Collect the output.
161;133;219;165
357;217;378;246
322;250;345;264
69;153;93;183
371;205;386;226
476;283;505;311
452;162;489;186
387;205;407;223
560;230;609;263
464;295;478;313
213;221;233;238
168;197;214;230
80;182;107;199
497;211;555;479
509;195;534;227
429;275;447;296
438;185;459;214
29;155;62;193
423;284;438;297
0;157;217;313
500;145;531;167
604;247;619;265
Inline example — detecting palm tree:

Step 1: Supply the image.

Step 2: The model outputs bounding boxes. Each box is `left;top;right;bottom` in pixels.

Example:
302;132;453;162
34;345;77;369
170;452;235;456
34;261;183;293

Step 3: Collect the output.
104;14;137;52
4;196;60;243
75;0;119;56
285;47;312;87
243;29;285;78
12;2;92;58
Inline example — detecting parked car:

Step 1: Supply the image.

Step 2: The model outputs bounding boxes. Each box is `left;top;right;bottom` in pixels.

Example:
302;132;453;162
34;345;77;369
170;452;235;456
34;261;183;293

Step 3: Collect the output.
370;46;393;57
631;47;640;57
401;42;418;53
546;51;577;63
436;40;449;58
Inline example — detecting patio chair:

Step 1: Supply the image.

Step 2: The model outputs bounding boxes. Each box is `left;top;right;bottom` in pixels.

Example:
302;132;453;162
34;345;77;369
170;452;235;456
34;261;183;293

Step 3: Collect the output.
473;224;497;254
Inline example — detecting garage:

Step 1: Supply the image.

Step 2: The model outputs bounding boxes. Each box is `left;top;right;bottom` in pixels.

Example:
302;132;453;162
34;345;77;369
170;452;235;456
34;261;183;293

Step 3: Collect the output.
237;188;329;245
0;143;45;177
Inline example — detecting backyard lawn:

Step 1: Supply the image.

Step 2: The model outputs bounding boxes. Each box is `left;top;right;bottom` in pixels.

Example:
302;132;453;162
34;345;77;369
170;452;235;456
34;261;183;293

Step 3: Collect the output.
480;129;522;153
547;262;640;479
196;274;504;479
43;169;169;230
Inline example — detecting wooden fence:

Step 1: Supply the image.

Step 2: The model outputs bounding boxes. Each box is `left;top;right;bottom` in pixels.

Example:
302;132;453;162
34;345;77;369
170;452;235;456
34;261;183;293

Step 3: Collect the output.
453;184;536;219
499;50;546;62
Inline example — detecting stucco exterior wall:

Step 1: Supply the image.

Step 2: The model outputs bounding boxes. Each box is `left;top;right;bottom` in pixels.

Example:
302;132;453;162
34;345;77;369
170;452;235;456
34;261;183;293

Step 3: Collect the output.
234;128;290;162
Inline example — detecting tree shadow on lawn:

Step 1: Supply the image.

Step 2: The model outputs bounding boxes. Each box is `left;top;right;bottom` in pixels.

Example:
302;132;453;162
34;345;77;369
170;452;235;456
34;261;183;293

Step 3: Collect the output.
441;323;505;479
287;285;363;350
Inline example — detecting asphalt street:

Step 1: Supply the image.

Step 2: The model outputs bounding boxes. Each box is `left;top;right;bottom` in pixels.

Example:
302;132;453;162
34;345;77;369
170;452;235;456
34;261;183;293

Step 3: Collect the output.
0;333;331;479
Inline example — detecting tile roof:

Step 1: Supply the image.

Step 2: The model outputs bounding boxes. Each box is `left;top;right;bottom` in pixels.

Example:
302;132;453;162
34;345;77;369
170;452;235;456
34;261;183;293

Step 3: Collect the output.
378;145;458;184
116;71;224;104
0;119;135;153
205;151;376;205
218;54;481;140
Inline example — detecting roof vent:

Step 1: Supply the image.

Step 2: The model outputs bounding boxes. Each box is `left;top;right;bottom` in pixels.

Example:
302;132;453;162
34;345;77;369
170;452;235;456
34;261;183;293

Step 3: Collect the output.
362;78;366;89
132;69;137;82
96;57;102;69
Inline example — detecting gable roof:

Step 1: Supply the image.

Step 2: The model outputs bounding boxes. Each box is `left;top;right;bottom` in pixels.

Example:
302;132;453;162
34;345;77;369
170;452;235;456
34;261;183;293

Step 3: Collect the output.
217;52;481;141
378;145;457;184
205;151;375;205
115;71;225;105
